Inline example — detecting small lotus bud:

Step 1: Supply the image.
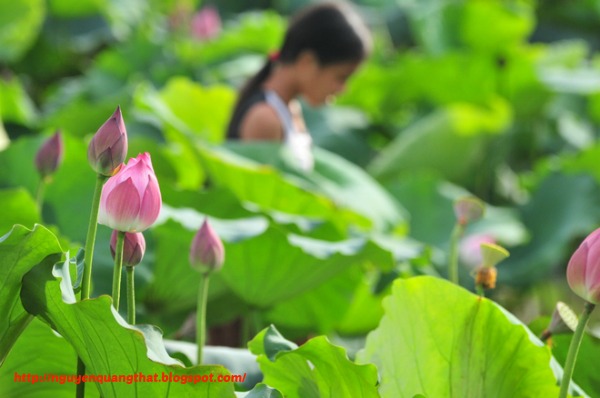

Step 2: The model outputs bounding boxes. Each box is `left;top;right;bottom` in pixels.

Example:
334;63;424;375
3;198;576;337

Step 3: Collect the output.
87;106;128;176
453;196;485;226
98;153;162;233
566;228;600;304
190;219;225;274
540;301;578;341
35;131;64;179
110;230;146;267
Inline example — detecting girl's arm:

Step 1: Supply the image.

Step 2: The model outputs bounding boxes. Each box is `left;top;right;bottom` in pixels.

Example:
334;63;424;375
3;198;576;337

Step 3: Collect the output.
239;103;284;141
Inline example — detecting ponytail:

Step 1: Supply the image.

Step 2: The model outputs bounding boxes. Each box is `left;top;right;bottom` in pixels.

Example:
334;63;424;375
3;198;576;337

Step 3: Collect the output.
226;58;274;139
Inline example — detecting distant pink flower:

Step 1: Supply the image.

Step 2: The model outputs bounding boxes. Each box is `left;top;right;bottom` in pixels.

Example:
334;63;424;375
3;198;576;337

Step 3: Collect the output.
110;230;146;267
190;219;225;274
191;6;221;40
35;130;64;178
88;106;128;176
459;234;496;269
567;228;600;304
98;152;161;232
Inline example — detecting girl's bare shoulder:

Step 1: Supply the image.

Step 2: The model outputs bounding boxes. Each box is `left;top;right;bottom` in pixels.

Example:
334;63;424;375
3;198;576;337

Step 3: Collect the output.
240;103;283;141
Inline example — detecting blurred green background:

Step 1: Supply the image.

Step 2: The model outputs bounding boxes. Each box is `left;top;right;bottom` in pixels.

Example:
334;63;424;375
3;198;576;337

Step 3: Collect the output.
3;0;600;367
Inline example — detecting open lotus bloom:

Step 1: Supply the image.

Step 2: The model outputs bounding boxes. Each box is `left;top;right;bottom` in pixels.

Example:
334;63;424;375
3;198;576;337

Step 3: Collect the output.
567;228;600;304
98;152;162;232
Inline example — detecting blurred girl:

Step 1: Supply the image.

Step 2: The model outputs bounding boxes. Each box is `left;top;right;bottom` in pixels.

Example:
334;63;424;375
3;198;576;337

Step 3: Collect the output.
226;1;372;169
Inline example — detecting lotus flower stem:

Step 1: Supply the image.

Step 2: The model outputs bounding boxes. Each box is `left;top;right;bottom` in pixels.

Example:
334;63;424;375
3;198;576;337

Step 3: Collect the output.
196;274;211;365
126;266;136;324
559;301;595;398
35;178;47;213
76;360;86;398
81;174;108;300
476;285;485;297
77;174;107;398
111;231;125;310
449;223;463;284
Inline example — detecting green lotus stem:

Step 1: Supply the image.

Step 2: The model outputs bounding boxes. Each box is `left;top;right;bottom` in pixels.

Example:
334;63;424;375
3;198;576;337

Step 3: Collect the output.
558;301;595;398
476;285;485;297
126;266;136;324
241;309;260;346
449;223;464;284
35;178;47;214
241;313;250;347
81;174;107;300
76;360;86;398
77;174;106;398
196;274;211;365
112;231;125;310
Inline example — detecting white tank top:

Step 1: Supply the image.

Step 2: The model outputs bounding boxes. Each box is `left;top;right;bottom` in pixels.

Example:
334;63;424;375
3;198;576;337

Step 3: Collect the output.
265;90;314;171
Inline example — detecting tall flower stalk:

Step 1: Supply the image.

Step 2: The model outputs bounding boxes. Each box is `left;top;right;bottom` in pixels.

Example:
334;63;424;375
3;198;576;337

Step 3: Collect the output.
81;174;108;301
558;302;594;398
190;219;225;365
449;197;484;284
559;228;600;398
77;106;128;398
126;266;136;324
111;231;125;310
81;106;128;301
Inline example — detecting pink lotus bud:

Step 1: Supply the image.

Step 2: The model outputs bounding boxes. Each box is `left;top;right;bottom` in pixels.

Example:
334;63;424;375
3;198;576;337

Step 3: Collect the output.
191;6;221;40
110;230;146;267
453;196;485;226
98;152;162;232
190;219;225;274
87;106;128;176
567;228;600;304
35;131;64;178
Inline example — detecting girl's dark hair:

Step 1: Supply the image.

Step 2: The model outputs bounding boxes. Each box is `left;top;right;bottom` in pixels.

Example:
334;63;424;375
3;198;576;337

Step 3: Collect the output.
227;1;371;138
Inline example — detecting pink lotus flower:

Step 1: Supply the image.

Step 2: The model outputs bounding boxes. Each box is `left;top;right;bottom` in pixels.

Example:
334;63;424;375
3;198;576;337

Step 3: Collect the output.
190;219;225;274
110;230;146;267
191;6;221;40
35;130;64;178
98;152;162;232
88;106;128;176
567;228;600;304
